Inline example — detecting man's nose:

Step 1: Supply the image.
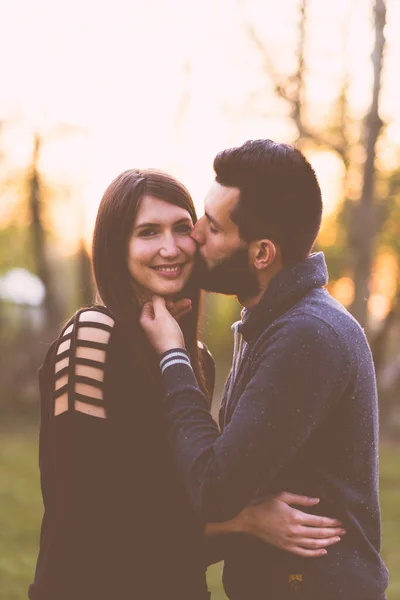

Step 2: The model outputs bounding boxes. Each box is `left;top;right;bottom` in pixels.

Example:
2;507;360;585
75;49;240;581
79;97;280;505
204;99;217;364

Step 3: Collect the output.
159;233;180;258
191;219;205;245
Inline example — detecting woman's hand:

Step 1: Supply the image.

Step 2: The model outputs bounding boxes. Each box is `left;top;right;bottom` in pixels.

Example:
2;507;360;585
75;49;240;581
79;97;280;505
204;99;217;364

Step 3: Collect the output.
140;295;185;356
206;492;346;558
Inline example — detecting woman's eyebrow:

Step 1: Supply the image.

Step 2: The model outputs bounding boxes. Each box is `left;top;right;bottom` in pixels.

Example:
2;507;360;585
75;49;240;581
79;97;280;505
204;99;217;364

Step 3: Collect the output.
135;217;192;230
174;218;193;225
135;222;160;230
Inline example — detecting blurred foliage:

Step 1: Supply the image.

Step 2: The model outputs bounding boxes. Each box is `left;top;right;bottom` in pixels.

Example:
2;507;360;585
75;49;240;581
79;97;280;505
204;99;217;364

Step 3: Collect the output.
0;224;34;274
317;166;400;287
381;169;400;256
0;168;399;429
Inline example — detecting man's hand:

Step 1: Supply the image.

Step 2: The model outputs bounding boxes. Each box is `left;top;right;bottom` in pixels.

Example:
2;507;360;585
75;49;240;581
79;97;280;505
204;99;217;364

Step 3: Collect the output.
206;492;346;558
140;295;185;356
165;298;192;321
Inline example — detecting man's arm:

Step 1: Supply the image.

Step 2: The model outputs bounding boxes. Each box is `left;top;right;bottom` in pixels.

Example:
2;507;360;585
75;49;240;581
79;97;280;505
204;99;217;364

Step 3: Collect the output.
141;298;348;523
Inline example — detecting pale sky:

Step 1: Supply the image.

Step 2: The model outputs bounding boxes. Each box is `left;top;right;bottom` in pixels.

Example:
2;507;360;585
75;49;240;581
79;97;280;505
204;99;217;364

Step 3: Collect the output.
0;0;399;249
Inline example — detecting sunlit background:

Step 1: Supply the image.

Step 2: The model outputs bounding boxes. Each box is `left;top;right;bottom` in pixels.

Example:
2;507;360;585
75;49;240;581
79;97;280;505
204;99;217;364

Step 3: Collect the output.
1;0;400;598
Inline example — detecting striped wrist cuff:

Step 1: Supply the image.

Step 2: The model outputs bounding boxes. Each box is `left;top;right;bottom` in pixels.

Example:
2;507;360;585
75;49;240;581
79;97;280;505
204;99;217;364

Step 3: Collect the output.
160;349;192;374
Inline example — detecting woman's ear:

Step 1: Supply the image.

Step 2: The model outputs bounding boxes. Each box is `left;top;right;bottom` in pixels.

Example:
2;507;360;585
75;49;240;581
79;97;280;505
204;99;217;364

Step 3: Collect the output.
250;239;277;270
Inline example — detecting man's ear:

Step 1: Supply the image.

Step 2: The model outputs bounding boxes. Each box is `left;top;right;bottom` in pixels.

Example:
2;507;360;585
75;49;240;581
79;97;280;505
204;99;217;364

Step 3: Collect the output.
250;239;277;270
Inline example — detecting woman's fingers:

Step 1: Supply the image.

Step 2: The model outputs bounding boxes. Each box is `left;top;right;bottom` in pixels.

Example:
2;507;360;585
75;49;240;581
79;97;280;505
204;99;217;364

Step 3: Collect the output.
152;295;167;315
140;300;155;322
277;492;319;506
277;492;343;528
294;536;341;549
293;509;343;529
290;546;328;558
140;295;185;354
296;526;346;539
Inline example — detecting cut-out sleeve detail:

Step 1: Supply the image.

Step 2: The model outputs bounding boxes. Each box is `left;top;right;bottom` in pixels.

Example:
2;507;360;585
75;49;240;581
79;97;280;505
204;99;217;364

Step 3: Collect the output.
53;309;115;419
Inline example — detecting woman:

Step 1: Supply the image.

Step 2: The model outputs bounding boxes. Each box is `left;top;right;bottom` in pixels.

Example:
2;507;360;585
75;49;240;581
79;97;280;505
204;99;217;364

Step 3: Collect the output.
30;169;342;600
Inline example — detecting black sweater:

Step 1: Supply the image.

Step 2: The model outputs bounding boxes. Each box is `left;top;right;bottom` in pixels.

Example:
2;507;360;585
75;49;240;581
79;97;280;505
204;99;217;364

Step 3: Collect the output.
29;306;213;600
159;253;388;600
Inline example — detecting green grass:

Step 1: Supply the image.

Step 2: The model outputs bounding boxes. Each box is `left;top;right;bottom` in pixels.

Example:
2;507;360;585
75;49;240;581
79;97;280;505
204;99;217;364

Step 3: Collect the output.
0;430;399;599
380;444;400;599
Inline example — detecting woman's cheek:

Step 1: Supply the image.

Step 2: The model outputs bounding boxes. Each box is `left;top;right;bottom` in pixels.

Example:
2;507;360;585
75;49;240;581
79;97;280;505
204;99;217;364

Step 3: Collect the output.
182;236;197;258
136;239;159;261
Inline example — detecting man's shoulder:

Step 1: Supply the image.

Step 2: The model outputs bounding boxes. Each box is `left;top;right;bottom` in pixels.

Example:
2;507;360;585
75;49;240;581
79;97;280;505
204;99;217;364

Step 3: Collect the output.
255;288;369;360
287;288;366;339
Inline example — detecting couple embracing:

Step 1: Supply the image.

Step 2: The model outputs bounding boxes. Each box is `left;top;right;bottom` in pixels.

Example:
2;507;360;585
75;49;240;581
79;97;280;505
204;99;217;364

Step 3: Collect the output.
30;139;388;600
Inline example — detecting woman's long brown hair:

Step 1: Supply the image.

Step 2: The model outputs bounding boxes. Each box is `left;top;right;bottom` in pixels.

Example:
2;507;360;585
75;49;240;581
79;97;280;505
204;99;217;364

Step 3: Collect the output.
91;169;208;397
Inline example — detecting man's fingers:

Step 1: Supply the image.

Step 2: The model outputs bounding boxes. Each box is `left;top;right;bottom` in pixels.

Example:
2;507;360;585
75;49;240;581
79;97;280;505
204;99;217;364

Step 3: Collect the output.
166;298;191;311
175;306;192;320
294;510;343;528
166;299;192;320
278;492;319;506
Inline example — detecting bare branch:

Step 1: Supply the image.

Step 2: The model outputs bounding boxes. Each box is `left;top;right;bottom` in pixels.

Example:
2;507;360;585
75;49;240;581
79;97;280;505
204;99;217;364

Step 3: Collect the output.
240;0;349;160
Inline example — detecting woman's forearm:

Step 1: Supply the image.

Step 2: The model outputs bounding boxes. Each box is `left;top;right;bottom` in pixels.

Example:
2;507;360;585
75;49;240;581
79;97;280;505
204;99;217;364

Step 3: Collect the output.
205;516;243;537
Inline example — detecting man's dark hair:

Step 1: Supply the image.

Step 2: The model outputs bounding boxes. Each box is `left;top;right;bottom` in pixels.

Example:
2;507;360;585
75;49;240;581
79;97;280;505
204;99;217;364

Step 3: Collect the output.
213;139;323;266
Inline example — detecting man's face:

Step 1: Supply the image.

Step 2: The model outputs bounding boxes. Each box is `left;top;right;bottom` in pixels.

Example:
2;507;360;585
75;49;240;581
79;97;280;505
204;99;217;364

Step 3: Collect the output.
191;181;243;269
191;181;260;299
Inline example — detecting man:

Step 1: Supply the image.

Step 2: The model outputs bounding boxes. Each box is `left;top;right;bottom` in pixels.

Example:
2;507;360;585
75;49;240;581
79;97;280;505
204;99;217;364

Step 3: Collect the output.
140;140;388;599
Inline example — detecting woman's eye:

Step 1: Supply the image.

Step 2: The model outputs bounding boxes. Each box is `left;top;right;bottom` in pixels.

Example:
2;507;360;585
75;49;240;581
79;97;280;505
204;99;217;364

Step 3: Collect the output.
138;229;158;237
175;224;193;234
209;225;219;234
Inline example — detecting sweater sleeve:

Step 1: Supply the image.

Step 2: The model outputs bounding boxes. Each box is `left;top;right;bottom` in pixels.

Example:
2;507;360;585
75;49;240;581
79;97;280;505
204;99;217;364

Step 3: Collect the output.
160;316;349;523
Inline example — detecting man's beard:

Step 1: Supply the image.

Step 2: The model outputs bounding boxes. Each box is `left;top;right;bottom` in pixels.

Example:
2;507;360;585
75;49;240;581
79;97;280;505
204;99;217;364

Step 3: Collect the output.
196;246;260;302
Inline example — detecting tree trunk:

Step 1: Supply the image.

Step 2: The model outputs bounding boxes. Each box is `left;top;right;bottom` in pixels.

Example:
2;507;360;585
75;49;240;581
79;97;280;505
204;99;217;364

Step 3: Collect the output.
371;283;400;374
350;0;386;327
29;133;61;331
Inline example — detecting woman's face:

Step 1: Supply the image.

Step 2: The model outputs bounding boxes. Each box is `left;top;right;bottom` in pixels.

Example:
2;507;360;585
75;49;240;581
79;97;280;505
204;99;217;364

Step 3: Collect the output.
128;195;196;300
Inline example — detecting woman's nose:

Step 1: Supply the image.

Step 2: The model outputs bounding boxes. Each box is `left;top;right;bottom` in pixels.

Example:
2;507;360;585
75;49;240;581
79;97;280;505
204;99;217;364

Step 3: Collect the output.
159;233;180;258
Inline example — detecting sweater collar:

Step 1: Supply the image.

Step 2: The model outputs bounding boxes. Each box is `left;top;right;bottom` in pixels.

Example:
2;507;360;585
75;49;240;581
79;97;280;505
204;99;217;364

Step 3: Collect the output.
239;252;328;341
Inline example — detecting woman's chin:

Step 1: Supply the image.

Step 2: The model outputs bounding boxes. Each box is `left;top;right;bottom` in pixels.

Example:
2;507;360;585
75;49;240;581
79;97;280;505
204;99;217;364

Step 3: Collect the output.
149;278;188;299
156;284;185;299
134;267;193;301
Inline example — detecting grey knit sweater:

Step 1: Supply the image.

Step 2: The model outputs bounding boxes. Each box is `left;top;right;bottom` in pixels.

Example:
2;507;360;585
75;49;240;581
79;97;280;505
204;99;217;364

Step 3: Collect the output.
160;252;388;600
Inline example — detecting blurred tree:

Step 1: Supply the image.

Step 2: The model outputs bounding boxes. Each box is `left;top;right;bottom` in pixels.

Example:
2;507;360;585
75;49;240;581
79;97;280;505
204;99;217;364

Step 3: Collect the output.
242;0;351;164
28;133;62;330
349;0;387;327
370;168;400;433
77;238;94;307
241;0;390;326
0;125;91;416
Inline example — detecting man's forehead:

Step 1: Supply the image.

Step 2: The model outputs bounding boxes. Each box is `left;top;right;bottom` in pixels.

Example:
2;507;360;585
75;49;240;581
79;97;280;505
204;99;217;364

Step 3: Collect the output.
204;181;240;214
